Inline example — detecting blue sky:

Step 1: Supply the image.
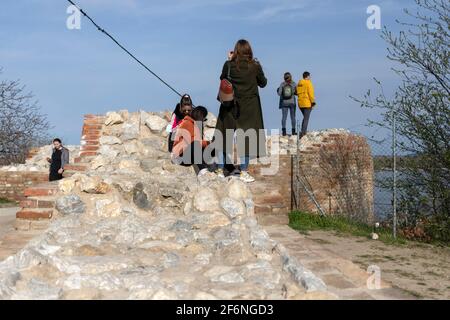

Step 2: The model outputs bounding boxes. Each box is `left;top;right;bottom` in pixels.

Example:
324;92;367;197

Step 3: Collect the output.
0;0;414;144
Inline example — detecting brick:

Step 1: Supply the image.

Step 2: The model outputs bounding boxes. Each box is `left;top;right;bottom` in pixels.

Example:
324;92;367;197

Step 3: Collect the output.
79;151;98;157
81;140;100;146
64;164;87;172
80;145;99;152
16;209;53;220
24;186;57;197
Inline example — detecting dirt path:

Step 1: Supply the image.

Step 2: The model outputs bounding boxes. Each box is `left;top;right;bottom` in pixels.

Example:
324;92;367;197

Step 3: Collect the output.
0;207;44;261
303;230;450;299
267;225;449;300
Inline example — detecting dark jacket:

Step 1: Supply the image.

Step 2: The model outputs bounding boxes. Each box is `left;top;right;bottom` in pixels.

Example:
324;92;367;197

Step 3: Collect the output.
214;59;267;159
50;147;69;170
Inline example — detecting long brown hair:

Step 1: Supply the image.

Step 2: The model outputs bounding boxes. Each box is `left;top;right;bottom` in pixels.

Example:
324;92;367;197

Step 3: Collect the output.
232;39;255;70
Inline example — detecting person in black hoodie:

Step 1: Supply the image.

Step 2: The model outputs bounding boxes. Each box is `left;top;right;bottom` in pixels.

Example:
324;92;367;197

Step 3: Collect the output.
46;138;69;181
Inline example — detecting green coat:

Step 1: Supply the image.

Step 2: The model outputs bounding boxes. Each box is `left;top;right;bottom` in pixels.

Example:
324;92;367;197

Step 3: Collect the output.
215;59;268;159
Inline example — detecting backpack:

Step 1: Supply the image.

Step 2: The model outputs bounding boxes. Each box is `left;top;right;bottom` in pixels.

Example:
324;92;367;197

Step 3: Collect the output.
217;61;235;108
281;83;293;100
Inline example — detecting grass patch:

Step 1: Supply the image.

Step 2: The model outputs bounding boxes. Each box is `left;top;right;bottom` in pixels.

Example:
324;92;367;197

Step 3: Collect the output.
289;211;408;246
0;198;13;204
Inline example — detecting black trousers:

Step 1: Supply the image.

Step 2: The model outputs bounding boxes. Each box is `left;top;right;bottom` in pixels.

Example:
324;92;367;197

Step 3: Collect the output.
49;171;63;181
300;108;312;136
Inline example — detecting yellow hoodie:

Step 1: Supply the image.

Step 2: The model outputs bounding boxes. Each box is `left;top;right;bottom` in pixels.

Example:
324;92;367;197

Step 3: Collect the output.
297;79;315;108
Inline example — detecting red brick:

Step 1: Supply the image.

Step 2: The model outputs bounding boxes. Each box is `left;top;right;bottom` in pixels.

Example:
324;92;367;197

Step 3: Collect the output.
64;164;87;171
79;151;98;157
80;145;99;152
24;186;57;197
16;210;53;220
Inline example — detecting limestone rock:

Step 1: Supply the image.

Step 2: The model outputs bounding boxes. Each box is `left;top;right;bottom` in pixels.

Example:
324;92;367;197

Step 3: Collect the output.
99;145;119;158
220;198;246;219
59;178;76;194
124;141;139;154
94;199;123;218
132;183;151;209
145;115;168;133
121;123;139;141
78;175;100;193
105;112;124;126
56;195;86;215
193;187;219;212
119;159;140;170
227;179;250;200
99;136;122;145
91;156;108;170
140;159;159;172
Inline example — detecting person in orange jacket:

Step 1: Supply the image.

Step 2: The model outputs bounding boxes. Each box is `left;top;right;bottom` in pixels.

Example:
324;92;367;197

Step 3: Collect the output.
297;71;316;138
171;106;210;176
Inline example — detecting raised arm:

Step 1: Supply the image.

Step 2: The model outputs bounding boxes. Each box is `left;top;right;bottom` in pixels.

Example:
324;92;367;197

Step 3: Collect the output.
256;62;267;88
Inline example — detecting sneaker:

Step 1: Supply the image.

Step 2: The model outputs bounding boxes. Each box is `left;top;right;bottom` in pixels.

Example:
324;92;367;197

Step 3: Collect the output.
197;168;209;177
292;129;297;136
240;171;255;183
215;168;225;178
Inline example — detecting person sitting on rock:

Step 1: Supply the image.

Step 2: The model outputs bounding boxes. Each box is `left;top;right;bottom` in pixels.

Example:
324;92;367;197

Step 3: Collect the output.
46;138;69;181
167;94;193;152
171;106;210;176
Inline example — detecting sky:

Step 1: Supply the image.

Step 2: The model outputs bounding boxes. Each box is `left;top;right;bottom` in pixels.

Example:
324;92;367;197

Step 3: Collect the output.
0;0;415;145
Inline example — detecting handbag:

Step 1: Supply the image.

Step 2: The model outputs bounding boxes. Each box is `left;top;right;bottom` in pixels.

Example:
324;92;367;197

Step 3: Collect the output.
218;61;234;108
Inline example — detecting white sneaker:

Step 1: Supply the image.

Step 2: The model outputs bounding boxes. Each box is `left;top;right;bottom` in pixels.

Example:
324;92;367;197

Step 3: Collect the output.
216;169;225;179
240;171;255;183
197;168;209;177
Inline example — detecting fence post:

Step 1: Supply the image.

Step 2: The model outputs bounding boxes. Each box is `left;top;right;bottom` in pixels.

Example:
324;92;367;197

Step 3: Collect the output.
392;106;397;239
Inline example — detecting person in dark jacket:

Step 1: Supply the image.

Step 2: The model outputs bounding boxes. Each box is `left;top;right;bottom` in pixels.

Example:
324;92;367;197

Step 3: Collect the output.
214;39;267;183
277;72;297;136
46;138;69;181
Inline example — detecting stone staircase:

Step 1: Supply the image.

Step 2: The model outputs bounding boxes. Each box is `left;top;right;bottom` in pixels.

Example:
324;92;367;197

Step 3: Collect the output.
15;182;58;230
14;114;105;230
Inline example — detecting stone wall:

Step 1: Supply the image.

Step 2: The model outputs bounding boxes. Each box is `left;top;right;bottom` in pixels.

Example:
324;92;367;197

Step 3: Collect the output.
0;171;48;202
294;132;374;223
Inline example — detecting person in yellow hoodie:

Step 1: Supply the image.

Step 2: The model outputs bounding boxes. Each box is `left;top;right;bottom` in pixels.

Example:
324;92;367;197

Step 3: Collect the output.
297;71;316;138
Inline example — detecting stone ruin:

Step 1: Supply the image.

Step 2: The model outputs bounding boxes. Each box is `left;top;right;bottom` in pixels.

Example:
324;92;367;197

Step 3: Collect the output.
0;109;375;300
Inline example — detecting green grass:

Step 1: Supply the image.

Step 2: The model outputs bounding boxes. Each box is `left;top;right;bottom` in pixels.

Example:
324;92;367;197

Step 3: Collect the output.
289;211;408;245
0;198;13;204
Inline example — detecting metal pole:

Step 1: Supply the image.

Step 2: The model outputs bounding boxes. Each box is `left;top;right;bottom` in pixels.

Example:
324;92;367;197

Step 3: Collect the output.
392;106;397;238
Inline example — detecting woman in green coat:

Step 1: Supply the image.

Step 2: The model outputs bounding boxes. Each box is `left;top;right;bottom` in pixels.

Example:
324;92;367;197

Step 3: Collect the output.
214;39;268;183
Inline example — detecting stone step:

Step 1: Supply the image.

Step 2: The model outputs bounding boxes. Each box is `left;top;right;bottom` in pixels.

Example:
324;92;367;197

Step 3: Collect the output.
80;145;100;152
80;140;100;146
16;208;53;220
23;183;58;197
79;151;99;157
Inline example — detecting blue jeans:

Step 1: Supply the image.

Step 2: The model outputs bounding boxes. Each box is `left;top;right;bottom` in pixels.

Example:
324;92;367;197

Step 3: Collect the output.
217;153;250;171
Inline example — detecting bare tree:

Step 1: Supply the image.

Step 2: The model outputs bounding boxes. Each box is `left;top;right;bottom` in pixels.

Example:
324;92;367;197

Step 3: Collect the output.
353;0;449;241
0;68;50;165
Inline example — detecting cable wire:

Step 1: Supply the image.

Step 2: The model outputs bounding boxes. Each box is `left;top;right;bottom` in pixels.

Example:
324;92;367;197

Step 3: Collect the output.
66;0;183;98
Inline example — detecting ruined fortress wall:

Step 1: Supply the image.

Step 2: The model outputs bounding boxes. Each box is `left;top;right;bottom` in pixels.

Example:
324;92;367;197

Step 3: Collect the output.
0;171;48;202
294;132;375;223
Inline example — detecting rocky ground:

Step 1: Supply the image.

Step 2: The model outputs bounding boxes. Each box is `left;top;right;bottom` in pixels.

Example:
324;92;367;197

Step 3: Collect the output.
0;110;331;300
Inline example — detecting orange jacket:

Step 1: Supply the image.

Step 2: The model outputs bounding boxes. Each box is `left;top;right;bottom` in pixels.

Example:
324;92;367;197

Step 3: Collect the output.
171;116;208;157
